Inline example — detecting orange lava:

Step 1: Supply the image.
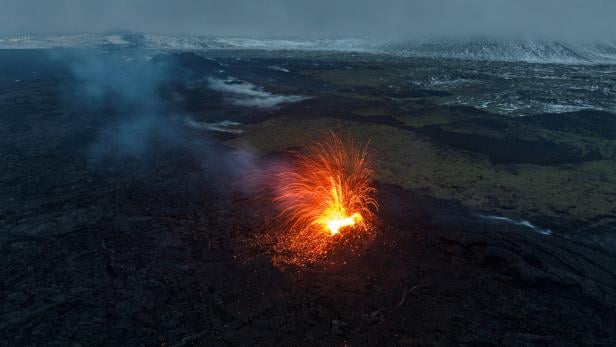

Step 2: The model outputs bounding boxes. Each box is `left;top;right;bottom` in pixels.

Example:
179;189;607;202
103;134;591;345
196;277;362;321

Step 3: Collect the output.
268;131;378;267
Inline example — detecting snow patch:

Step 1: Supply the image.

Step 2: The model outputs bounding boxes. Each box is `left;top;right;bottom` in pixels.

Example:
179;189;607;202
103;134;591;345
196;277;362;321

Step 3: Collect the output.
478;214;552;236
104;35;130;46
268;65;290;73
185;118;243;134
207;77;309;108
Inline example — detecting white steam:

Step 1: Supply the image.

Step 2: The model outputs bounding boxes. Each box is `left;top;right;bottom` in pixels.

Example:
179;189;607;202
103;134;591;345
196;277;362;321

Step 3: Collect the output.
478;214;552;236
207;77;309;108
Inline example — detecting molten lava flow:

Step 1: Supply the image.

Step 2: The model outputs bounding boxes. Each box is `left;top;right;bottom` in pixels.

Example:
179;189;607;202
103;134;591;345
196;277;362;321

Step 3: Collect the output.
323;212;362;235
268;131;378;267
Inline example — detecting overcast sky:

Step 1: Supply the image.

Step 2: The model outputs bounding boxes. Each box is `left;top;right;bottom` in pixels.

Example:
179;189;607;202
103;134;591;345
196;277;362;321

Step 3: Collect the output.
1;0;615;40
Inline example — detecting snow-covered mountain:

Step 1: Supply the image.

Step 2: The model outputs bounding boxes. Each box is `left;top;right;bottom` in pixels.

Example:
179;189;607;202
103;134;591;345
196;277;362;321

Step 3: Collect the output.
0;32;150;49
1;31;616;65
383;38;616;64
0;32;383;52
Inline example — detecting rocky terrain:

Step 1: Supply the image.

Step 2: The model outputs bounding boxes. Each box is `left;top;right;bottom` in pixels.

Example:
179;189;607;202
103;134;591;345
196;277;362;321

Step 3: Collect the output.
1;49;615;345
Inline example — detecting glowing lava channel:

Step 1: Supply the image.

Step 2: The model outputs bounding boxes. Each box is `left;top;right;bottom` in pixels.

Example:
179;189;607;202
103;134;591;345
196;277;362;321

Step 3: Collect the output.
314;186;365;235
322;212;362;235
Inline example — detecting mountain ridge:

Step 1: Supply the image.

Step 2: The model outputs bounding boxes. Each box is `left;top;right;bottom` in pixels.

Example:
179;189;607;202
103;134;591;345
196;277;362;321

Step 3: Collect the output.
1;31;616;64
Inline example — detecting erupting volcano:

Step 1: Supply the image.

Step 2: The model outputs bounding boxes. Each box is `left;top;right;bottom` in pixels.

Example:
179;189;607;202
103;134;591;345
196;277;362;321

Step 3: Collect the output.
267;131;378;267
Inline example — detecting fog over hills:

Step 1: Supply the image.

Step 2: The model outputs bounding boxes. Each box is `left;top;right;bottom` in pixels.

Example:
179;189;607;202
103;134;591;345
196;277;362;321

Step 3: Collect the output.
2;1;615;64
2;31;616;64
1;0;615;40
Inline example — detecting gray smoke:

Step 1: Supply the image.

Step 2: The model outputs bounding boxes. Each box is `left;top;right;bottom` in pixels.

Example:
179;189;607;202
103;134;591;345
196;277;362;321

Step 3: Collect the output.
58;50;270;194
58;51;181;162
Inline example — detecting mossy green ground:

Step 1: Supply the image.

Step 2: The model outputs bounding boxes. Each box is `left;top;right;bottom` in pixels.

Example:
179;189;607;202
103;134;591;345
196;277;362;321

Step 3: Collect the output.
226;60;616;235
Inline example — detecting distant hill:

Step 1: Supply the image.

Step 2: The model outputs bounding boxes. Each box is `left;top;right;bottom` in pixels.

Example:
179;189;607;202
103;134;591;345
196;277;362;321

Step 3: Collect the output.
382;38;616;64
2;31;616;64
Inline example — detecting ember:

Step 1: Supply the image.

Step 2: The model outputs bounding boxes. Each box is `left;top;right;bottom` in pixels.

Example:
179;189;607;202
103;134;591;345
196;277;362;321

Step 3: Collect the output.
268;131;378;267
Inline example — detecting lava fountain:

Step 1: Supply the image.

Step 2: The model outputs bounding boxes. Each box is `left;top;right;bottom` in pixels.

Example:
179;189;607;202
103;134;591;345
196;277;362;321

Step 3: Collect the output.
267;131;378;267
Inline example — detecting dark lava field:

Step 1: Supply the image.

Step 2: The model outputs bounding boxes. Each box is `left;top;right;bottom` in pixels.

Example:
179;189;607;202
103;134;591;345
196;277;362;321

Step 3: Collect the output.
1;49;615;345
